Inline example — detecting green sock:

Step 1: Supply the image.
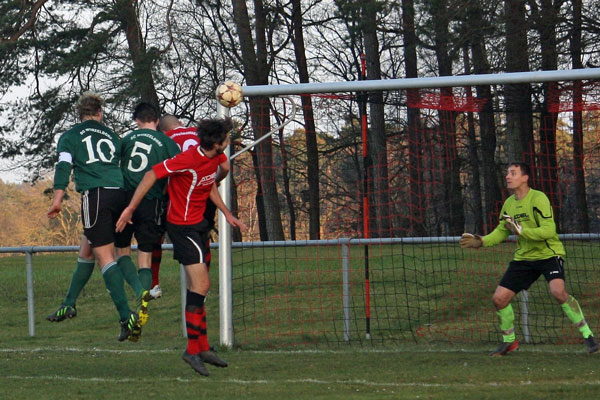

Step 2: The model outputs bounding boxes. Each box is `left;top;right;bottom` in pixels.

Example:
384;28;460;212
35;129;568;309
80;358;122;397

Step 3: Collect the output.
561;295;594;338
117;255;144;297
138;268;152;291
63;258;95;307
101;262;131;321
497;304;516;342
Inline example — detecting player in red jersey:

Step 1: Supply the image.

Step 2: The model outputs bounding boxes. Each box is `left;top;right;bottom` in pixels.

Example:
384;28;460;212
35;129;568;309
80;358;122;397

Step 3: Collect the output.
116;117;246;376
147;115;231;295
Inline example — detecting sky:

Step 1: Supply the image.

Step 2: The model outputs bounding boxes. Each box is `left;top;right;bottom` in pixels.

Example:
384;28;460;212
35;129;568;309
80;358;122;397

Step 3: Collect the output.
0;158;29;184
1;81;38;184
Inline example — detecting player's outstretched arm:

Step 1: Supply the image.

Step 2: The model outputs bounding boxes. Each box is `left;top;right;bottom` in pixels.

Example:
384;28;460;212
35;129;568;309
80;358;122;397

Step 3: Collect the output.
116;170;157;232
47;189;65;219
209;184;248;232
459;233;483;249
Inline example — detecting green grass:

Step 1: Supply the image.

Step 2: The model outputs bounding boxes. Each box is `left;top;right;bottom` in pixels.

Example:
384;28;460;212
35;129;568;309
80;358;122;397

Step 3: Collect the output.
2;249;600;399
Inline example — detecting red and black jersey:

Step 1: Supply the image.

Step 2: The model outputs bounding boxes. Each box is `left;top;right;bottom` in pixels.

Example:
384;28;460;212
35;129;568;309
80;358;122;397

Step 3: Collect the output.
153;146;227;225
165;126;200;152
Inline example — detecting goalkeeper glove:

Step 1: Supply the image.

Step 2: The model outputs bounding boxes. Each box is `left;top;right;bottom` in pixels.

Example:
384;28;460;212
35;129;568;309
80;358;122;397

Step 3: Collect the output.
459;233;483;249
502;213;522;235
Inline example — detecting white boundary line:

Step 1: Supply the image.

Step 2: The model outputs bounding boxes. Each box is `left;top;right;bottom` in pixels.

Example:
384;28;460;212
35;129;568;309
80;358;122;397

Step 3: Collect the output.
2;375;600;388
0;346;589;354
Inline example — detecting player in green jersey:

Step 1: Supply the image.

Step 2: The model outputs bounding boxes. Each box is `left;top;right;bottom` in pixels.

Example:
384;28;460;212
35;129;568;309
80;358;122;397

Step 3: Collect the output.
460;162;598;355
115;102;180;327
46;92;142;341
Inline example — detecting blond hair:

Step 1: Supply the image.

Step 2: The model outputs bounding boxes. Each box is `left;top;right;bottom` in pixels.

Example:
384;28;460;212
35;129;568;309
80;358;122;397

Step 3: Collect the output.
76;92;104;120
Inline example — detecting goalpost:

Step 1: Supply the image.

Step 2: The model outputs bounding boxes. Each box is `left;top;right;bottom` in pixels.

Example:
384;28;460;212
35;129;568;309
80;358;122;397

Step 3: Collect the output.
217;68;600;348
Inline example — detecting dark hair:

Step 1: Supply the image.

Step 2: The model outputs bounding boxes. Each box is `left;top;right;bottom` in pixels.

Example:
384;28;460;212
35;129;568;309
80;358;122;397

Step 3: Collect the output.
197;117;233;149
509;161;531;177
133;102;159;123
76;92;103;120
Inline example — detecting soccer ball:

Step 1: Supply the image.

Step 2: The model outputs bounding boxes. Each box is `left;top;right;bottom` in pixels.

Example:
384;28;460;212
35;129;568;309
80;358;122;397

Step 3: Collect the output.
215;81;243;107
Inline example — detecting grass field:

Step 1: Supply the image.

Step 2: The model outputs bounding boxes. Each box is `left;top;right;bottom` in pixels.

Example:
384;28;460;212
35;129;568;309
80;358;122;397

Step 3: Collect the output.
2;251;600;399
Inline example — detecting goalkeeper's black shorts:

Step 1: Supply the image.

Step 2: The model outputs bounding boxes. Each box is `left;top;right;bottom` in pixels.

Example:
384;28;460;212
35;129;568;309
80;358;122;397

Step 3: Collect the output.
498;256;565;293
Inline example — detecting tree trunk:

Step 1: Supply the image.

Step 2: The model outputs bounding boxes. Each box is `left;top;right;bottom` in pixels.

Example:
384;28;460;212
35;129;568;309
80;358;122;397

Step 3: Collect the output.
537;0;560;228
278;126;296;240
231;0;284;240
504;0;534;166
402;0;426;236
467;3;502;231
570;0;589;232
432;0;464;235
291;0;320;239
463;46;484;233
250;149;268;241
362;0;391;238
116;0;160;108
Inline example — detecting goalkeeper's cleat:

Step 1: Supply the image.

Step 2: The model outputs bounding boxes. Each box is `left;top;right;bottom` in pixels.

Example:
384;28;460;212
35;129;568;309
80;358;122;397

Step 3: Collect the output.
199;350;228;368
118;312;139;342
149;284;163;299
182;351;210;376
585;336;599;354
136;290;152;326
46;305;77;322
128;320;142;343
490;340;519;356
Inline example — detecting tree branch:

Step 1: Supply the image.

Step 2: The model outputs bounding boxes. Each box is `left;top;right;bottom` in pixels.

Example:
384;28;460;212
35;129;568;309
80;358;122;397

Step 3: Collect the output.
1;0;50;43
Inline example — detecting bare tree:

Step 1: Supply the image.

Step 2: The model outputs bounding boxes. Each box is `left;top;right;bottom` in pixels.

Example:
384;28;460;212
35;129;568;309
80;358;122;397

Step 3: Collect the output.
231;0;284;240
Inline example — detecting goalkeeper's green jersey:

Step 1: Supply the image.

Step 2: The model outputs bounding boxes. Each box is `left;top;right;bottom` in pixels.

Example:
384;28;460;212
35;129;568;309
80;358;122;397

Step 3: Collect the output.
53;119;124;193
120;128;180;200
482;188;565;260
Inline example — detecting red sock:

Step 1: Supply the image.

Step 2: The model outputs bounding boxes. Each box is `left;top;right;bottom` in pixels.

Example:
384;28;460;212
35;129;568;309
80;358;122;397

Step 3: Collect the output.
185;308;202;354
151;237;163;287
199;306;210;352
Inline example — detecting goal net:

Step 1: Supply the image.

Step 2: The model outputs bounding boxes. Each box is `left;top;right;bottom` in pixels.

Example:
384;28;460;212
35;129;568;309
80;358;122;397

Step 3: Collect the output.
220;73;600;348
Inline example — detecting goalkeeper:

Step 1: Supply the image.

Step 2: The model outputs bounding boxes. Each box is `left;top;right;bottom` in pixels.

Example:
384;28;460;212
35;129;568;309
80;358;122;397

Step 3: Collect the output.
460;162;598;356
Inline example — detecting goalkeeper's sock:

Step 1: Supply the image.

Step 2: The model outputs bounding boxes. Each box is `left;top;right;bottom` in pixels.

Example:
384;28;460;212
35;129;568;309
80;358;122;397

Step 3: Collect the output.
101;262;131;321
117;255;144;298
185;291;205;355
151;241;162;287
198;305;210;352
138;267;153;291
561;295;594;338
497;304;516;342
63;258;95;306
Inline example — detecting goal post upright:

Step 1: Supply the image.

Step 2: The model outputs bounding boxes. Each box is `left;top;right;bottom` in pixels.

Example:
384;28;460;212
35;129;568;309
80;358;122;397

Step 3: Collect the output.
217;102;234;348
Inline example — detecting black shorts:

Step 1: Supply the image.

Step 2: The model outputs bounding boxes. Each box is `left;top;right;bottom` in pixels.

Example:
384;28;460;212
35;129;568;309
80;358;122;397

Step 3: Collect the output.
167;222;211;266
200;199;217;231
81;187;127;248
115;195;165;252
498;256;565;293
